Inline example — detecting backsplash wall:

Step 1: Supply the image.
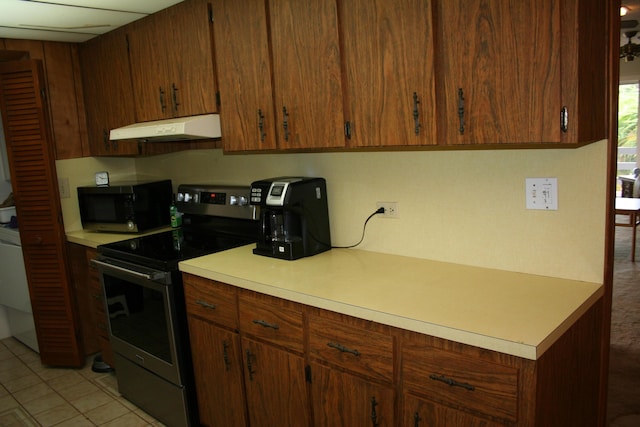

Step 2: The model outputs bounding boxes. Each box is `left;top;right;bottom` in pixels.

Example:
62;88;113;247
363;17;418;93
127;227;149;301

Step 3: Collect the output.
56;140;608;283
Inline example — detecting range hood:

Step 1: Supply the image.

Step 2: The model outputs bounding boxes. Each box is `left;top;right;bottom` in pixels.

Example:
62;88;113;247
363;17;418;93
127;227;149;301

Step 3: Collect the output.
109;114;221;141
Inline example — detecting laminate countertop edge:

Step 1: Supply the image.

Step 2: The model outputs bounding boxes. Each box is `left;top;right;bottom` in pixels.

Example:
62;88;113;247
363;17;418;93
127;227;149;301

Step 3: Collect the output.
178;245;604;361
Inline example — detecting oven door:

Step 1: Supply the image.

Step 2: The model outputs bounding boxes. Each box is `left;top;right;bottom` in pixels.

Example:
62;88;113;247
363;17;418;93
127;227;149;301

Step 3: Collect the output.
92;257;182;386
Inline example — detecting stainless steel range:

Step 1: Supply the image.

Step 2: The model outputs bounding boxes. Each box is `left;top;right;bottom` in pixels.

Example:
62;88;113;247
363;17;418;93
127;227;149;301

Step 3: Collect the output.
93;184;258;427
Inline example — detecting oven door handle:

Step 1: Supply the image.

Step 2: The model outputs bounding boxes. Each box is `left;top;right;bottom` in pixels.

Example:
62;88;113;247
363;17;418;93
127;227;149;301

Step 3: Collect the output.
91;259;169;282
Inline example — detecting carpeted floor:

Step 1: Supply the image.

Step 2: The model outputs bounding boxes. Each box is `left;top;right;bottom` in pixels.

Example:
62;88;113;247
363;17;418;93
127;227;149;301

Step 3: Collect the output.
607;219;640;427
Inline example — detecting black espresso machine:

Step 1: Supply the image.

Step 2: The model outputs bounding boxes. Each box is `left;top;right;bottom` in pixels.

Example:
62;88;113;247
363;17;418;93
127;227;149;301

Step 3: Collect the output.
250;177;331;260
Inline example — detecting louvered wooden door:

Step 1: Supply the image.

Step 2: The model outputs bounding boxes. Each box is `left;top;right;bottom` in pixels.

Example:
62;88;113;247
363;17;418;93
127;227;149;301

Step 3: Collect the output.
0;60;83;367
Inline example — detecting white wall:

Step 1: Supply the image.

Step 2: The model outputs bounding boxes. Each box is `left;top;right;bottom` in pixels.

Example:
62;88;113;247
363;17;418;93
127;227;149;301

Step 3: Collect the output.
57;140;608;284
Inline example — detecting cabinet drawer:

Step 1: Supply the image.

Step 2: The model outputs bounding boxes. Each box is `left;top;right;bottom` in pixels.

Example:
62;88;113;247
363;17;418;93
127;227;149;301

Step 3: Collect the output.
402;344;518;423
183;275;238;330
308;313;393;383
238;290;303;353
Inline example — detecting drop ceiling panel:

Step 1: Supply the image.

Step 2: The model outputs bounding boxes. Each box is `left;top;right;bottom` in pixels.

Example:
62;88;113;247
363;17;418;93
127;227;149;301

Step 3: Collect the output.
0;0;183;43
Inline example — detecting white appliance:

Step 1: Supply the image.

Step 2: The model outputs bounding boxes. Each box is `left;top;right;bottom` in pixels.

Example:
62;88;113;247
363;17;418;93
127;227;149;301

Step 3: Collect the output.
0;226;39;352
109;114;221;141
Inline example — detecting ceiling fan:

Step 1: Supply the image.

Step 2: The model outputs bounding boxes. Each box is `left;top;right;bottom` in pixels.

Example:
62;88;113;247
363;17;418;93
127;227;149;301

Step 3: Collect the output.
621;31;640;62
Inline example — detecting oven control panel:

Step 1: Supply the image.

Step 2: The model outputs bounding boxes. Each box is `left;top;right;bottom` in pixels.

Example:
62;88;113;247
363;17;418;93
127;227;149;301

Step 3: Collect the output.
176;185;256;220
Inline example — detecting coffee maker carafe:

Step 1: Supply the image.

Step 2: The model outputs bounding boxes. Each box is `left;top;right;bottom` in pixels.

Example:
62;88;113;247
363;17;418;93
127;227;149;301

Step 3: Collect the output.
250;177;331;260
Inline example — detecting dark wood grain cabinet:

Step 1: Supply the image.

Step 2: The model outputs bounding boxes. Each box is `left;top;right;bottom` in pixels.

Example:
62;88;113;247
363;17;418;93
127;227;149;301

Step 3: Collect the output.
340;0;437;148
0;39;89;159
128;0;218;122
79;27;140;157
183;272;604;426
435;0;606;146
212;0;345;151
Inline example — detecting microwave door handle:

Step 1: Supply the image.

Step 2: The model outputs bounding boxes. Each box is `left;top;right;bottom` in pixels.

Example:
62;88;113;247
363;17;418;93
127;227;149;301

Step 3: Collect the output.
91;259;166;282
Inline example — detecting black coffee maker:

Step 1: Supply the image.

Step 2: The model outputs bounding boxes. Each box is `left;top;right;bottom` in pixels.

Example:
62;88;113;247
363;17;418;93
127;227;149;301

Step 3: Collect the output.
250;177;331;260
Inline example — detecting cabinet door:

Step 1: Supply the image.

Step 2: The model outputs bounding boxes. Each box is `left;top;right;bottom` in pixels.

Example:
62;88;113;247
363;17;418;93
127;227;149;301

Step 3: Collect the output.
212;0;276;151
79;28;139;156
310;362;394;427
130;0;217;122
170;0;218;118
242;337;310;426
340;0;436;147
269;0;345;149
436;0;561;145
187;316;247;427
0;60;83;367
403;393;506;427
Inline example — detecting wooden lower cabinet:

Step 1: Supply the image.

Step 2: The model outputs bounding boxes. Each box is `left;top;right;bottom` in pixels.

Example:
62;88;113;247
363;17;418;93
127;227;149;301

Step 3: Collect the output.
310;362;394;427
241;337;309;426
182;273;603;427
187;316;246;427
403;393;506;427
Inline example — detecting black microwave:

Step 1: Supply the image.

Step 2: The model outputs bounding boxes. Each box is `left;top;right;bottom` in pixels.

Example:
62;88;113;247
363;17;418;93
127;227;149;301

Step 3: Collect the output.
77;180;173;233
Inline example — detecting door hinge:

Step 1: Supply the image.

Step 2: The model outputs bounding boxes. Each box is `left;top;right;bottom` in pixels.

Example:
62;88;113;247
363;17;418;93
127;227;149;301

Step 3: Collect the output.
40;88;47;101
305;365;312;383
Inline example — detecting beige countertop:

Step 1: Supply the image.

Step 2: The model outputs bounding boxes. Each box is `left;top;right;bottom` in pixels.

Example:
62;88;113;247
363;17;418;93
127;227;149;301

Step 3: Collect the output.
179;245;603;360
66;227;173;248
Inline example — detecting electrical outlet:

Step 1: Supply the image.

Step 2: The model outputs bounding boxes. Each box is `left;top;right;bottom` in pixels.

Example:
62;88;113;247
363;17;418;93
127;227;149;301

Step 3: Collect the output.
59;177;71;199
376;202;398;218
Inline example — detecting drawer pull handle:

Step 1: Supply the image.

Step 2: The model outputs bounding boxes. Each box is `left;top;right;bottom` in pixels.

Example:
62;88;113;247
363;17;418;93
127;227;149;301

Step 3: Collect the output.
429;374;475;391
196;300;216;310
327;342;360;357
253;319;279;330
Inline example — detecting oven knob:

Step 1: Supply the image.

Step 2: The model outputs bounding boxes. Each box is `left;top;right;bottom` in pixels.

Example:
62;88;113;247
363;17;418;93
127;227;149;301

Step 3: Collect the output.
176;192;184;202
127;220;135;231
238;196;248;206
184;193;192;203
230;195;238;205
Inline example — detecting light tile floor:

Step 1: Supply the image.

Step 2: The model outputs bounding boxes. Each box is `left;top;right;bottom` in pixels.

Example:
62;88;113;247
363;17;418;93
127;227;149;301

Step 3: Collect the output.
0;337;165;427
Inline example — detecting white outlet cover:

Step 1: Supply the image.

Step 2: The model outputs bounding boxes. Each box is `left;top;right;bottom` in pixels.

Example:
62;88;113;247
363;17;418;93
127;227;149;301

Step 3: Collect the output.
525;178;558;210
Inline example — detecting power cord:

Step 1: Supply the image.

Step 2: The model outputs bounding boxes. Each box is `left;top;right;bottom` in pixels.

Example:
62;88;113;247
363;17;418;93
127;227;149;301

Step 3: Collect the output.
332;207;385;249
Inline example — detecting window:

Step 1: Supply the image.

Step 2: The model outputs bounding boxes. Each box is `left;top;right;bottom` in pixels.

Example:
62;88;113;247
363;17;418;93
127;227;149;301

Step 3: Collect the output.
618;82;639;177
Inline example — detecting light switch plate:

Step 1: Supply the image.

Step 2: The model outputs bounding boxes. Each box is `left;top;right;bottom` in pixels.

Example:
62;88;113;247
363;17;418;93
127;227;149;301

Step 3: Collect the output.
525;178;558;210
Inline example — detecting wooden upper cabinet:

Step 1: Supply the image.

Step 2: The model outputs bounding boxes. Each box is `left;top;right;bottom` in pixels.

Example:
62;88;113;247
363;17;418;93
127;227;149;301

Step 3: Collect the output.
128;0;218;122
212;0;276;152
436;0;562;146
1;39;89;159
269;0;345;150
340;0;437;147
435;0;606;146
213;0;345;151
79;27;140;156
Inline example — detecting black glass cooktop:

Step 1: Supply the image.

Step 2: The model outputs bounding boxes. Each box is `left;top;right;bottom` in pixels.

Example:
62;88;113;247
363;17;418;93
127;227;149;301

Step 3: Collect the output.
98;227;256;271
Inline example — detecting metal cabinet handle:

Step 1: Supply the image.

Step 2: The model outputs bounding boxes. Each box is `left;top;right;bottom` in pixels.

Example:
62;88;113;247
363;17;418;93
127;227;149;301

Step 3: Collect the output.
429;373;475;391
258;109;266;142
371;396;379;427
413;92;421;135
561;106;568;133
196;300;216;310
252;319;279;330
159;86;166;112
327;342;360;356
172;83;180;114
246;350;256;381
413;411;422;427
457;88;465;135
282;106;290;141
223;341;230;371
